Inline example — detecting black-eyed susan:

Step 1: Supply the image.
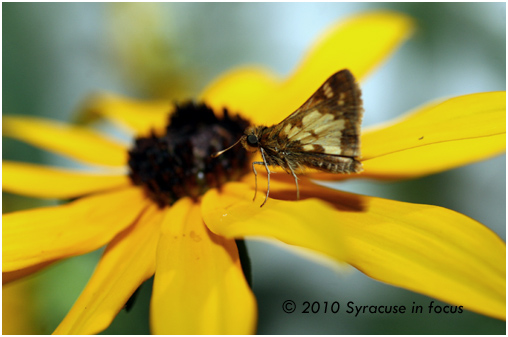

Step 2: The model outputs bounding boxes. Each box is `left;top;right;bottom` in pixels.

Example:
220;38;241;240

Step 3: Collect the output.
3;12;505;334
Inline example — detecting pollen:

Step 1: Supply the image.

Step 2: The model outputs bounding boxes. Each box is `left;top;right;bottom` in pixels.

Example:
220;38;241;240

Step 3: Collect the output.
128;102;252;207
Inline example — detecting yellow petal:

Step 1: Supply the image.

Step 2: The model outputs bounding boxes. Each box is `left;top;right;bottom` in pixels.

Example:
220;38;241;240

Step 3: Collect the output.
199;67;279;124
151;198;256;334
202;181;505;320
3;278;39;334
341;195;506;320
278;12;414;121
54;204;163;335
3;161;131;199
360;92;506;179
200;12;414;125
3;260;56;284
201;181;348;263
3;187;149;272
3;116;128;166
81;93;173;137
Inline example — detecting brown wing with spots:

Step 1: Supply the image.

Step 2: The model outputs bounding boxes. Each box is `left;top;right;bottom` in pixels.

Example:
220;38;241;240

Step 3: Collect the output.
272;69;363;158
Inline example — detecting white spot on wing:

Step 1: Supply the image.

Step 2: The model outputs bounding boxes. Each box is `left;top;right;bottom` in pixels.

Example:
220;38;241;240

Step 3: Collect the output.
322;145;342;155
337;92;346;106
282;123;301;138
323;82;334;98
297;131;312;140
313;119;345;135
287;125;301;138
301;110;322;126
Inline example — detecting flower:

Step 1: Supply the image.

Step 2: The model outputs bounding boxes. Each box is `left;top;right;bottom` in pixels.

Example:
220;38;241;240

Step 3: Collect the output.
3;11;506;334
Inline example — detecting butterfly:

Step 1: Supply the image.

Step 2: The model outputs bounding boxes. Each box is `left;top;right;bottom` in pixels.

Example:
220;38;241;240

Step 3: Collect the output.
213;69;363;207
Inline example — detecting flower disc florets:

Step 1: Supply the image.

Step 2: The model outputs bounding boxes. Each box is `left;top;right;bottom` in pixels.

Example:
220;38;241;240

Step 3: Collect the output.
128;102;252;206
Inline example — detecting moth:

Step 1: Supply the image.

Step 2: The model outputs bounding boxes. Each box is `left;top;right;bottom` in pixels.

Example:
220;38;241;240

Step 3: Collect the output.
212;69;363;207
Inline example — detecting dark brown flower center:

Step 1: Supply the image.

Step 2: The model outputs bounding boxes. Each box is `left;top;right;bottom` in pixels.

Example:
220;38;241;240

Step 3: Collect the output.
128;102;252;207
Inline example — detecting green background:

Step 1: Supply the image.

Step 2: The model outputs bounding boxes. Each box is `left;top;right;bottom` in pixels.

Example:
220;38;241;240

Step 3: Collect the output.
3;3;505;334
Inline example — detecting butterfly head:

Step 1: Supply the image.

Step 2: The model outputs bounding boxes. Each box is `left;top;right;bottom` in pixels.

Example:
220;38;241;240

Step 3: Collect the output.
241;125;267;152
211;125;261;158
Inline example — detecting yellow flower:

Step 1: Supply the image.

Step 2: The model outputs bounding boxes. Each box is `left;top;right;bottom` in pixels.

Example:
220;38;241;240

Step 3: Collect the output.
3;12;506;334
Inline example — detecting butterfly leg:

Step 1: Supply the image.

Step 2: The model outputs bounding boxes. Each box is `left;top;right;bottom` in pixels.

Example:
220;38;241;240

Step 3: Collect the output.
251;161;270;206
251;161;262;201
284;158;300;200
258;148;271;207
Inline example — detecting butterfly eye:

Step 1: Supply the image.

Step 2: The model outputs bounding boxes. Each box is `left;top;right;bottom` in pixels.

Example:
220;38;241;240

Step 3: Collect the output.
246;134;259;147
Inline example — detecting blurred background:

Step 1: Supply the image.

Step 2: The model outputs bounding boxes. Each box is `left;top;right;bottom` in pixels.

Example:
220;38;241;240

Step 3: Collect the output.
3;3;505;334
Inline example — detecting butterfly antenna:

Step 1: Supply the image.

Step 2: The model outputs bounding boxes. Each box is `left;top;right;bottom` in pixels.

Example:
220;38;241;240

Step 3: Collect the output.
211;136;245;158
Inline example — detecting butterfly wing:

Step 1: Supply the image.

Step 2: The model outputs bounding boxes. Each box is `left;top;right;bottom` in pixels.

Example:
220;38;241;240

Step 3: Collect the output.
272;69;363;158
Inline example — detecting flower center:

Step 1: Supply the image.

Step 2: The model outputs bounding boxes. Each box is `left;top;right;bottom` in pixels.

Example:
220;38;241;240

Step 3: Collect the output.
128;102;252;206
